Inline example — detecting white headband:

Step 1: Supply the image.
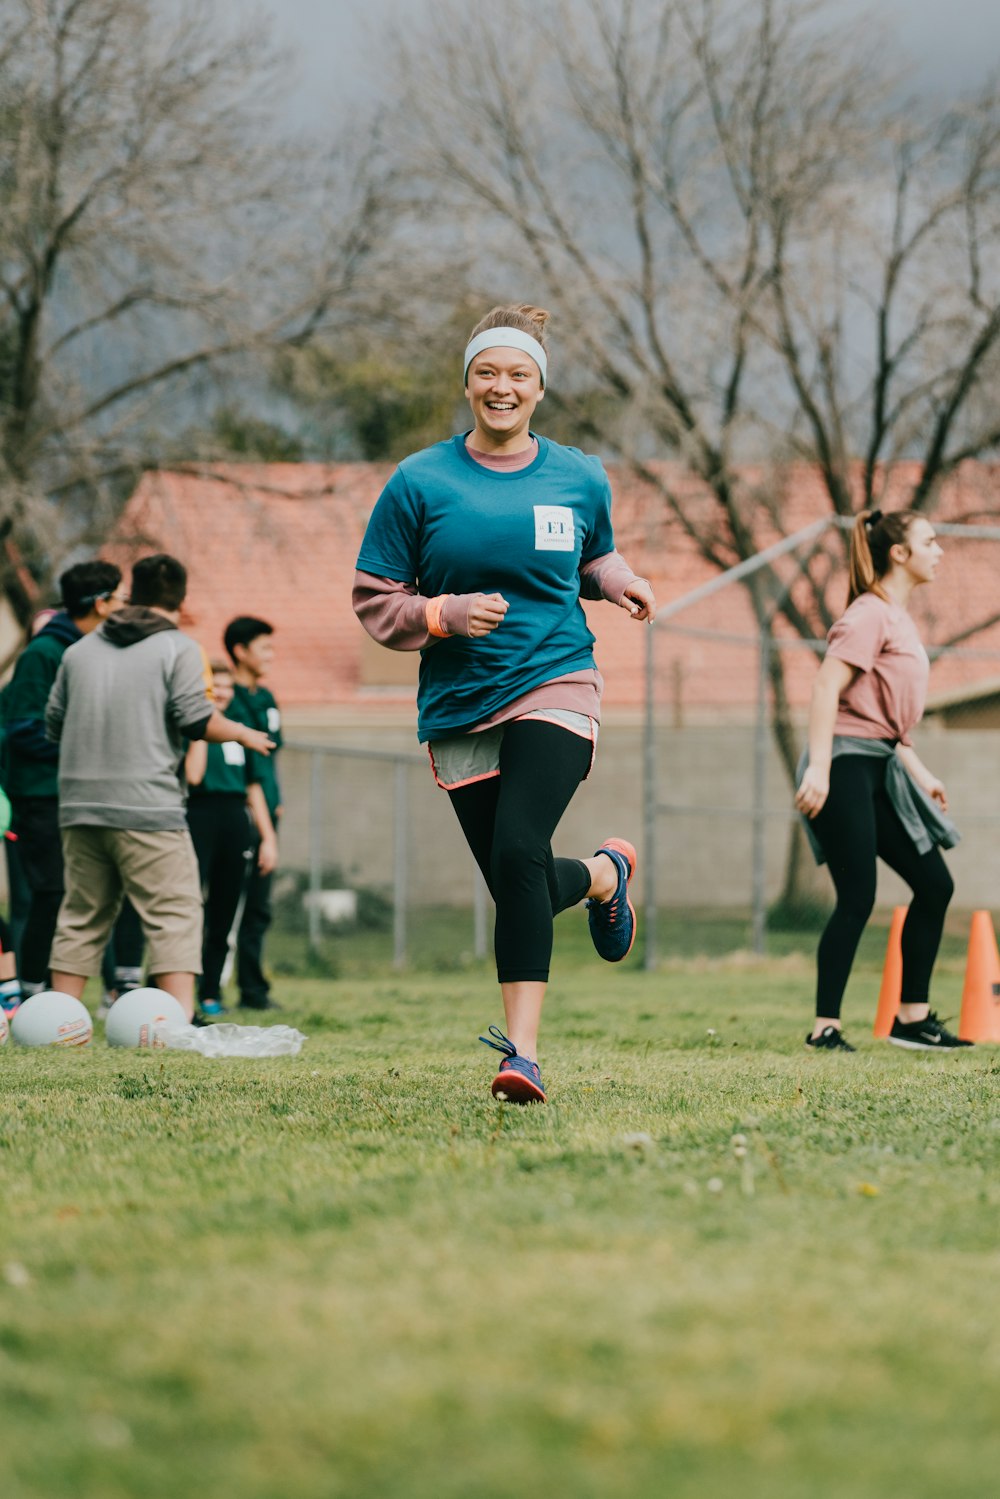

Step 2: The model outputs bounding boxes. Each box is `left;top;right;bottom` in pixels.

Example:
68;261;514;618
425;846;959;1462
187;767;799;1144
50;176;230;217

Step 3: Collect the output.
463;328;547;386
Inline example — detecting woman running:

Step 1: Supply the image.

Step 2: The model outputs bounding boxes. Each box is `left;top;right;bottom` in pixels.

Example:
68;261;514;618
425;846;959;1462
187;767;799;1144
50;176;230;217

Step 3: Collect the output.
353;304;656;1102
794;508;967;1051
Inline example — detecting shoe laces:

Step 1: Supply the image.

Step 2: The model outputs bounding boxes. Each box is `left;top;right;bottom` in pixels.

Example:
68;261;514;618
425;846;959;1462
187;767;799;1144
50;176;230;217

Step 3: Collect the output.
479;1025;517;1059
811;1026;853;1049
920;1010;957;1036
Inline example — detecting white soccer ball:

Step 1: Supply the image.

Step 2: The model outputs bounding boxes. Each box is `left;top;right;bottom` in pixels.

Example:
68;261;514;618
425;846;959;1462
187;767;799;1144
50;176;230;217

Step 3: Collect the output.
11;991;93;1048
0;1009;8;1045
105;987;188;1048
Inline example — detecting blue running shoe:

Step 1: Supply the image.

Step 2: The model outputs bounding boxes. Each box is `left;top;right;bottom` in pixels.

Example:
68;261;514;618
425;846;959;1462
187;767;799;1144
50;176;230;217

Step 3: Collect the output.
587;837;637;962
199;998;224;1018
479;1026;546;1104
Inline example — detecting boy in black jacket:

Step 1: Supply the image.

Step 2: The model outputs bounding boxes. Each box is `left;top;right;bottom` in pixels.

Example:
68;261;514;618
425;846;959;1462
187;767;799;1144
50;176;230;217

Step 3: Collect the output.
4;561;125;994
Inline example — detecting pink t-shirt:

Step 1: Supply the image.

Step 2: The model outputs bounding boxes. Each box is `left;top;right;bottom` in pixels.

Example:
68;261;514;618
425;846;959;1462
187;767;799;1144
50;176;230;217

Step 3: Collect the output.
827;592;929;746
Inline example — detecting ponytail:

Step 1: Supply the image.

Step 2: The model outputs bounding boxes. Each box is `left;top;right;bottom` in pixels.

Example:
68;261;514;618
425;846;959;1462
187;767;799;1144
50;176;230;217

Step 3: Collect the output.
848;508;918;604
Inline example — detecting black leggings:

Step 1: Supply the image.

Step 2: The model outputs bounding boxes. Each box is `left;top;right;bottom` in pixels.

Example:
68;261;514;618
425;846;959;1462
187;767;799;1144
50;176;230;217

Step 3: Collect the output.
447;720;593;983
811;754;954;1019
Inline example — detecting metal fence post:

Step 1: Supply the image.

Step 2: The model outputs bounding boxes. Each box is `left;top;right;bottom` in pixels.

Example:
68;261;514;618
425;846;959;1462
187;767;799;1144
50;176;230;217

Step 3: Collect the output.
750;629;771;955
643;621;658;970
308;749;323;954
393;757;408;968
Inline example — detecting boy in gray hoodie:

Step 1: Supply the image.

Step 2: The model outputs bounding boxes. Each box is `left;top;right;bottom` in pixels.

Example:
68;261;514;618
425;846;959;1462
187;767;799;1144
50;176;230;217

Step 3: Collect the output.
45;554;274;1019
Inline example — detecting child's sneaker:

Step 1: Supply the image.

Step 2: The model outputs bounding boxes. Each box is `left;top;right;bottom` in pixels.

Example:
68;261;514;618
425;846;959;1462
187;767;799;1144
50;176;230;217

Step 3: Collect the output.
587;837;637;962
199;998;225;1019
888;1011;972;1051
479;1026;546;1104
805;1025;856;1051
0;984;22;1017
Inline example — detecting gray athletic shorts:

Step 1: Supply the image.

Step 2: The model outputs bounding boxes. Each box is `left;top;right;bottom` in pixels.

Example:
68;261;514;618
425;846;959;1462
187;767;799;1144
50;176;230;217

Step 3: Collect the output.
429;709;597;790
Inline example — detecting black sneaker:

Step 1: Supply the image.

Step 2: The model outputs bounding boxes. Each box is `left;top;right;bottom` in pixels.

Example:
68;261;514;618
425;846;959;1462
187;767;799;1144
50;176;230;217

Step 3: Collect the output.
888;1011;973;1051
805;1025;856;1052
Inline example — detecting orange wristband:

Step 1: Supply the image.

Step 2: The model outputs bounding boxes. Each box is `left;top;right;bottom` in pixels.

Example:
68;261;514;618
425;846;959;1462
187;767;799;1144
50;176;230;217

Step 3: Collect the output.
426;595;450;638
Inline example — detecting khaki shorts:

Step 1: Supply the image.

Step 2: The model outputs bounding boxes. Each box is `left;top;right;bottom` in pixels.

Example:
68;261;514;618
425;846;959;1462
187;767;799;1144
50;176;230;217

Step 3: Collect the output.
50;826;203;978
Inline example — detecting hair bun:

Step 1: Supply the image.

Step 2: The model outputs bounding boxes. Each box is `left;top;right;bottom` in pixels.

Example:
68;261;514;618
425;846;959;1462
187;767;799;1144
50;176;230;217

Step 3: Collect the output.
514;304;550;333
468;304;552;354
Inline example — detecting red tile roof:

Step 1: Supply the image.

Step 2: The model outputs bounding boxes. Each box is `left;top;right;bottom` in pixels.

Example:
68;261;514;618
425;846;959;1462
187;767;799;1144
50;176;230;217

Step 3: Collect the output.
106;460;1000;717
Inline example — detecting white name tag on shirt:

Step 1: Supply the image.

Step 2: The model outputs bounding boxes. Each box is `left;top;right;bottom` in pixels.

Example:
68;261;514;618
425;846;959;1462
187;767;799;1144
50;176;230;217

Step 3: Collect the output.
222;741;246;765
534;505;575;551
266;707;281;734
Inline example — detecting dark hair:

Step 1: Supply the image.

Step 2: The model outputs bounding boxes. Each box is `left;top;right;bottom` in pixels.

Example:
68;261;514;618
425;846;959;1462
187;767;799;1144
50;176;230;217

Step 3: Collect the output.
224;616;274;663
59;560;122;620
130;554;187;611
848;509;921;604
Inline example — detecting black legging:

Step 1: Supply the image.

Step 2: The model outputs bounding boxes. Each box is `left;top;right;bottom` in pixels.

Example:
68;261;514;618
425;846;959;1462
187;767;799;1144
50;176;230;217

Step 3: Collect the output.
447;719;593;983
811;754;954;1019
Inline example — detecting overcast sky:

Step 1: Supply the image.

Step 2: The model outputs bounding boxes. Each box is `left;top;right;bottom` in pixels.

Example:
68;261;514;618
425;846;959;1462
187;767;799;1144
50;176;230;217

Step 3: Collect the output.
249;0;1000;128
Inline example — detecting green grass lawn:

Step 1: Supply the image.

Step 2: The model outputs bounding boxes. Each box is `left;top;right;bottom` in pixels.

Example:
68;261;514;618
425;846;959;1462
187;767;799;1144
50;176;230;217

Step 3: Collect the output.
2;915;998;1499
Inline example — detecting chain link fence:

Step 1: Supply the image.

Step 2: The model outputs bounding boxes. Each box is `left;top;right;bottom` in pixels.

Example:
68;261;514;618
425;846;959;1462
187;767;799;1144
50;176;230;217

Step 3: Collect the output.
273;741;490;970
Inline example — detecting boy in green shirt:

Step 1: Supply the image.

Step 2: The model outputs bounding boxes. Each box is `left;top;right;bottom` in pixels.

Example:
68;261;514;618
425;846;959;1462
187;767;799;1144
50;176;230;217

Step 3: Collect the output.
186;661;277;1017
224;617;282;1011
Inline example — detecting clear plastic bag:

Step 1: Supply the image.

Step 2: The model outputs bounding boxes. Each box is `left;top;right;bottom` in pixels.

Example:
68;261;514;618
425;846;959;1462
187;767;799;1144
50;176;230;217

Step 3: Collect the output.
161;1023;306;1057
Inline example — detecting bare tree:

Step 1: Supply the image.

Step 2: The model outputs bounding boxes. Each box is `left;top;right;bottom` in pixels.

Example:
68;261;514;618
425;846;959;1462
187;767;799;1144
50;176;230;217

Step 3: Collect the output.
0;0;391;621
385;0;1000;901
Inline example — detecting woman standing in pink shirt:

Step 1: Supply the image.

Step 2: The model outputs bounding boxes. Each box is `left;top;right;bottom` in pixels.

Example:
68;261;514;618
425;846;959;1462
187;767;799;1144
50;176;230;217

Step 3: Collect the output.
794;509;968;1052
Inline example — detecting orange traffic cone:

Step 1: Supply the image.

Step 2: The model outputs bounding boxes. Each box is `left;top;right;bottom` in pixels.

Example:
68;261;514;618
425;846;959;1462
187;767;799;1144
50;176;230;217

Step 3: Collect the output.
958;911;1000;1044
873;906;907;1037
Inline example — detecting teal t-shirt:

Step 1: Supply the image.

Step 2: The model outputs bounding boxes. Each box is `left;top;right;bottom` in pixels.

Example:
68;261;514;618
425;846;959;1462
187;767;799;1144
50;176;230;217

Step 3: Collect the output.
356;435;616;741
231;683;282;817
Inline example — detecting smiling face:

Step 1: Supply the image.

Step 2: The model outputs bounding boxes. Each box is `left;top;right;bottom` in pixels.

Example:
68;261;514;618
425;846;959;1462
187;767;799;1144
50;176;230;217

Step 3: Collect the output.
465;346;544;451
893;518;943;587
